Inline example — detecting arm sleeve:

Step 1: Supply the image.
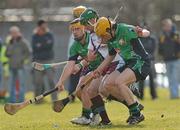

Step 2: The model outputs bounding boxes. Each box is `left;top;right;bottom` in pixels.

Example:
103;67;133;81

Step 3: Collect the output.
22;39;31;60
31;33;54;51
43;33;54;49
5;44;13;57
68;43;79;61
158;35;165;56
31;34;37;51
31;34;42;52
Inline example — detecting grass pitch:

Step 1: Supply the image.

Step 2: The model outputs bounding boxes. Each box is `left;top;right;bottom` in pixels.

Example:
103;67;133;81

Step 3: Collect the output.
1;88;180;130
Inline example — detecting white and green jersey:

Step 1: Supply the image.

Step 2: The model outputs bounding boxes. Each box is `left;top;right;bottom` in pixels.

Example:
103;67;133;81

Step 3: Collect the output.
88;33;125;67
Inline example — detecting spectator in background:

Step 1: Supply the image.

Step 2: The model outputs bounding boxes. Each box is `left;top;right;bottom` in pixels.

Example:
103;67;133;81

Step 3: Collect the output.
0;37;5;103
32;20;57;103
66;6;87;102
0;37;10;104
6;26;30;103
138;22;158;100
159;19;180;99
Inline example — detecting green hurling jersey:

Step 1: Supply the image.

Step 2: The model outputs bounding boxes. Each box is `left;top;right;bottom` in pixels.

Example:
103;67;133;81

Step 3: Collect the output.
108;23;149;62
69;32;104;70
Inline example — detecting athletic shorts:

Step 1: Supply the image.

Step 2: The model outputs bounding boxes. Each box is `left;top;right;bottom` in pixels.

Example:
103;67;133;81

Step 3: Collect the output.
117;59;150;81
80;61;119;77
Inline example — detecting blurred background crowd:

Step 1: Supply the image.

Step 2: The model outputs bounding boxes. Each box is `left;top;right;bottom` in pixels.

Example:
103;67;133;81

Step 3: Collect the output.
0;0;180;104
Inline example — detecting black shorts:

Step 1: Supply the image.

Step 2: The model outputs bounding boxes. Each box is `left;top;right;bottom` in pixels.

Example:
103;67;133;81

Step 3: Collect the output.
117;59;150;82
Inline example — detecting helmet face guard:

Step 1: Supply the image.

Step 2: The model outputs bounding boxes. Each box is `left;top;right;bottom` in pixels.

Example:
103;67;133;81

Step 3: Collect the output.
87;18;97;26
107;17;114;40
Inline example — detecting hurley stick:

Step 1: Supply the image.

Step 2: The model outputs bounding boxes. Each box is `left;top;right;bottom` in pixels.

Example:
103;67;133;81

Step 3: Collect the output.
32;61;68;71
4;87;58;115
32;39;102;71
52;74;94;113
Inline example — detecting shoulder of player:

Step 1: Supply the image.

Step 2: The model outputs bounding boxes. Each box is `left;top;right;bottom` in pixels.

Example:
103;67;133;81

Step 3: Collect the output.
90;33;101;43
117;23;135;32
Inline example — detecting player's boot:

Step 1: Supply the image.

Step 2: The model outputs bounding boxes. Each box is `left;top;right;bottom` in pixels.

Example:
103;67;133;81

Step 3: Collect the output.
128;114;145;125
89;114;100;126
126;103;144;123
70;116;91;125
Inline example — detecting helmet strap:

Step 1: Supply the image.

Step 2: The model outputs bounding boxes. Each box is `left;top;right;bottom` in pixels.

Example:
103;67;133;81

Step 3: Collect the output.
107;17;114;39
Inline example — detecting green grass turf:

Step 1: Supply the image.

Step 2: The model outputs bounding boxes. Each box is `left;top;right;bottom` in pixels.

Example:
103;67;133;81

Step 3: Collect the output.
0;88;180;130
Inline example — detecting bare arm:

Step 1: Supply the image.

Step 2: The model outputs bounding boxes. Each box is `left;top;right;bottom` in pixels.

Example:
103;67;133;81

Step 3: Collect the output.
59;61;75;84
56;61;75;91
135;26;150;38
74;48;97;72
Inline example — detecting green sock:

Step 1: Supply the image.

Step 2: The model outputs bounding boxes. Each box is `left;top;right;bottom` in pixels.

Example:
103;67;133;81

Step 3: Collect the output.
128;102;140;116
82;108;92;119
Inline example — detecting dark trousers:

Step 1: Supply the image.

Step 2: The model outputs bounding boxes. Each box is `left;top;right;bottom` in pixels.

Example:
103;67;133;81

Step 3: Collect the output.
33;68;57;102
139;61;157;100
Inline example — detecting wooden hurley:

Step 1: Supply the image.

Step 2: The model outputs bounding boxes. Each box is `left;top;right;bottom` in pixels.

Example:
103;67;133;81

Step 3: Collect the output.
4;87;58;115
53;74;94;113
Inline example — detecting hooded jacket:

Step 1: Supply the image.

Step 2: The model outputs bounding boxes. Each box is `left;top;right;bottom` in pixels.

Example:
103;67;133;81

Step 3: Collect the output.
6;36;30;69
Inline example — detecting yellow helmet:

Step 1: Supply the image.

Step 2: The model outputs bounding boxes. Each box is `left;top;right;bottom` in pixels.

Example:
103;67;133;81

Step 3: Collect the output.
94;17;111;37
73;6;87;18
69;18;84;31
